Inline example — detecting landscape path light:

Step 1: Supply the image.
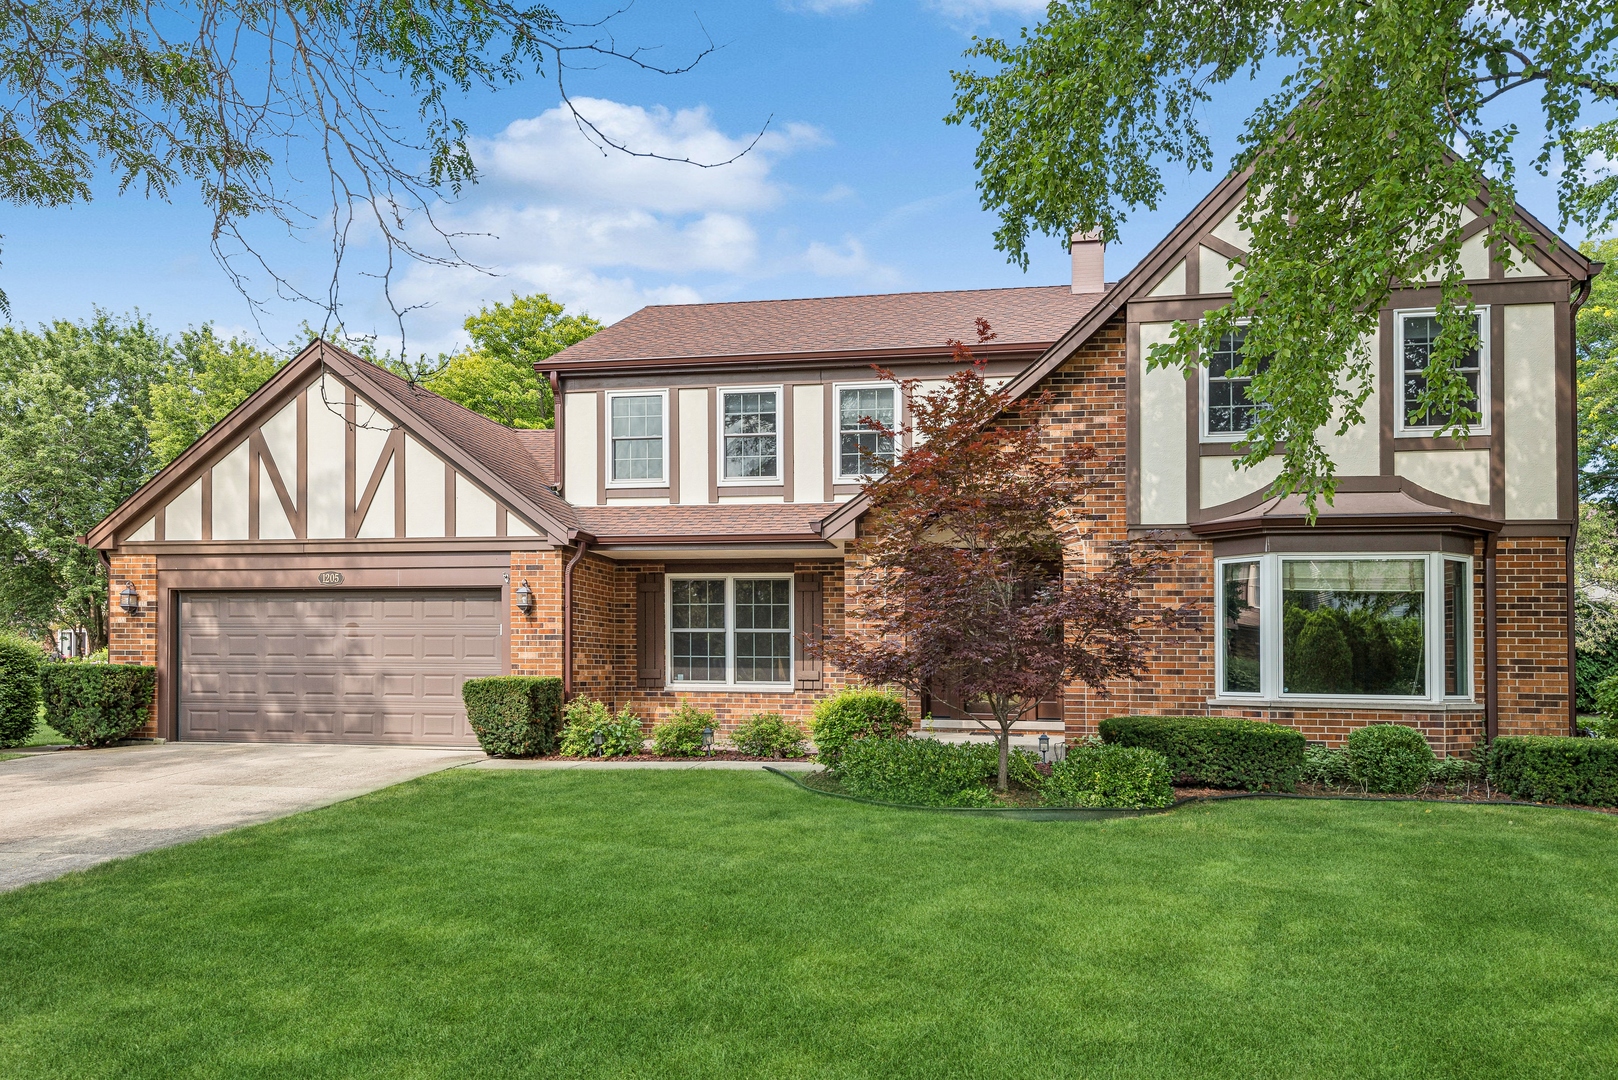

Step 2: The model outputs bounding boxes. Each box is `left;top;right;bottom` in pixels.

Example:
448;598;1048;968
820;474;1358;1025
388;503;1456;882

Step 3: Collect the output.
592;729;605;757
1038;733;1050;763
702;726;714;754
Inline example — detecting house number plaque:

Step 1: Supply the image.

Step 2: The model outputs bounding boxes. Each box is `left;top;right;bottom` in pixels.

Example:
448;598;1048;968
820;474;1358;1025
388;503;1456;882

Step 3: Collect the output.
318;571;344;586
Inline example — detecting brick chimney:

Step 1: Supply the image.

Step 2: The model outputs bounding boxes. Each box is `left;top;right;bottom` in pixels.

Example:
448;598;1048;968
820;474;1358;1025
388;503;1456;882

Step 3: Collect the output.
1070;231;1105;294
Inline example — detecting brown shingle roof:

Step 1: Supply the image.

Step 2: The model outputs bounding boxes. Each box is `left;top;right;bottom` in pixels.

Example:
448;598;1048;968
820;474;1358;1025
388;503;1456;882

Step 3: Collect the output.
512;429;557;487
574;503;839;543
550;285;1107;364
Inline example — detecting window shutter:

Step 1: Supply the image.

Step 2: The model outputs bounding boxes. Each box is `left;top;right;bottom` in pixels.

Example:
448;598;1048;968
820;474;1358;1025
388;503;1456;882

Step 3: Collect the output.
636;572;665;689
795;571;824;691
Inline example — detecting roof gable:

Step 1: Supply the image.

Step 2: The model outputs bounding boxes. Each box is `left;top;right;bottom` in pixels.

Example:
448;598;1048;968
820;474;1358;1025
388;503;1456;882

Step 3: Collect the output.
88;341;575;548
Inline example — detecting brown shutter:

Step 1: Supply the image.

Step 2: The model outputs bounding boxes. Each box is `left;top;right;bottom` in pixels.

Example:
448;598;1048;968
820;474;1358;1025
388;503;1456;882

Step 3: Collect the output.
795;571;824;690
636;572;665;689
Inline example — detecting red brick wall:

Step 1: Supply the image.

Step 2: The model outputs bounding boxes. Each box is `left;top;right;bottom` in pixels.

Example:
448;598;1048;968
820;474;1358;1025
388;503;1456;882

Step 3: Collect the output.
508;549;564;677
1496;537;1572;737
106;553;158;737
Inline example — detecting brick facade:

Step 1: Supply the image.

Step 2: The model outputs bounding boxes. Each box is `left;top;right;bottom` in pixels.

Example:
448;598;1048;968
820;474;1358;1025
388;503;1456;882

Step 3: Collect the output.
508;549;565;677
107;553;159;737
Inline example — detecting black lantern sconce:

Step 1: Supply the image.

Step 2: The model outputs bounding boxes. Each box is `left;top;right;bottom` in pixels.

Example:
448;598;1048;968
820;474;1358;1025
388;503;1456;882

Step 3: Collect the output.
514;579;534;616
701;726;714;755
1038;733;1050;764
119;581;140;616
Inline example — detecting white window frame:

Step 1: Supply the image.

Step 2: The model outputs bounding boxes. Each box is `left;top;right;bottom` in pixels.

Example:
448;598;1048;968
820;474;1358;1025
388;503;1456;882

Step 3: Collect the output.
834;380;899;481
1214;551;1474;705
665;573;794;691
1394;307;1491;437
605;388;669;488
716;384;785;487
1199;319;1262;443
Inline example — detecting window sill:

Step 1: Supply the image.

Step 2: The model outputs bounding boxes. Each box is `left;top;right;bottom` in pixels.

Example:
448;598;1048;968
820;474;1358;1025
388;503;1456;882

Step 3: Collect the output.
1208;696;1481;712
666;682;795;694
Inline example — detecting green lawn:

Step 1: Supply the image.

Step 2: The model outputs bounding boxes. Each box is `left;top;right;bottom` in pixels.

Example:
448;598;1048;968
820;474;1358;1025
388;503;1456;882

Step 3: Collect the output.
23;721;68;746
4;771;1618;1078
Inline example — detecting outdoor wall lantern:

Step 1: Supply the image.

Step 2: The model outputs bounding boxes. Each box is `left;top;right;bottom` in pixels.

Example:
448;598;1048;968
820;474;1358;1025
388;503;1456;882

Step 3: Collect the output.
1038;733;1051;763
514;580;534;616
701;726;714;754
591;729;605;757
119;582;140;616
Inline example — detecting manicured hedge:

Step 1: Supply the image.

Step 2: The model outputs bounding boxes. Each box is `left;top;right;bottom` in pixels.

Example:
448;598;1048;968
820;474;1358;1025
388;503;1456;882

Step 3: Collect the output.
810;689;909;765
836;737;997;807
1346;723;1434;794
1042;743;1174;809
731;713;809;758
0;633;42;747
40;663;156;747
1488;736;1618;807
1098;716;1305;791
462;676;563;757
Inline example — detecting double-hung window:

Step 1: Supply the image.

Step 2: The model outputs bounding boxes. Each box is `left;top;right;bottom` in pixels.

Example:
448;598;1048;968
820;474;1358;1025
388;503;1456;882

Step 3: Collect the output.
669;575;793;687
1216;552;1472;702
721;389;780;482
837;384;896;479
608;391;667;485
1202;326;1268;439
1397;310;1488;434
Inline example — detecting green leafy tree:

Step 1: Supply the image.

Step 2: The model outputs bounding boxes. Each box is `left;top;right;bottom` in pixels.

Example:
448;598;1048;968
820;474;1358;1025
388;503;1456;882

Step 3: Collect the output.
148;327;284;465
0;2;728;323
0;315;164;647
1579;240;1618;506
422;294;600;427
950;2;1618;507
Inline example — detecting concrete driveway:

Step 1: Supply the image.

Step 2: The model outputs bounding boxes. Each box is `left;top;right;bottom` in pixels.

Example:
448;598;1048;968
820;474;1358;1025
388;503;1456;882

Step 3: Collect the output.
0;742;483;892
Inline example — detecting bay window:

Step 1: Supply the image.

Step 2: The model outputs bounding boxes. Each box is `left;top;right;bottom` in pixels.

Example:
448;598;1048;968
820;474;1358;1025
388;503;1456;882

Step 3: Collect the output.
669;575;793;688
1216;552;1472;702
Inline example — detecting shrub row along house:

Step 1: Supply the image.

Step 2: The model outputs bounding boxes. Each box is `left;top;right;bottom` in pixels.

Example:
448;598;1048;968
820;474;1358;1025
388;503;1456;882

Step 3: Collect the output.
88;173;1598;752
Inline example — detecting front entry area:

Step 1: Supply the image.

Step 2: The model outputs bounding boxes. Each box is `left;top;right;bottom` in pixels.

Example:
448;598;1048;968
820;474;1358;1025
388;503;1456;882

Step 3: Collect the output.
178;590;502;746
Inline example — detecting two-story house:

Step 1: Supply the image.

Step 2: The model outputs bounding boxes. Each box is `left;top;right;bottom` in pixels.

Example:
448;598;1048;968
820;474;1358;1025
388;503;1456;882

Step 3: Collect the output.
89;171;1598;752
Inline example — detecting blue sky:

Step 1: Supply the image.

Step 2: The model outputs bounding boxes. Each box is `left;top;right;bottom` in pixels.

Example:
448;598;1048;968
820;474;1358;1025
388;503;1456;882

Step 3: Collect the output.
0;0;1589;357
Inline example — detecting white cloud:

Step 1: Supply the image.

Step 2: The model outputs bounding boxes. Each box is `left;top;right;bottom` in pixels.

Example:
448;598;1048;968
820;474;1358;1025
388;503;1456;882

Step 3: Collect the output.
783;0;870;11
386;98;870;354
805;238;902;286
925;0;1046;24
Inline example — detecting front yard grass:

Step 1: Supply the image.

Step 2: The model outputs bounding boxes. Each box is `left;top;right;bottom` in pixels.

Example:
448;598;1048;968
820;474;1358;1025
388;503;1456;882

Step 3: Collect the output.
3;769;1618;1078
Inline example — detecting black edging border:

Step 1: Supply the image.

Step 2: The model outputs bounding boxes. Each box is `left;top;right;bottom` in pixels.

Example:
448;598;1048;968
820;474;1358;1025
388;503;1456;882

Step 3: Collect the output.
765;769;1618;820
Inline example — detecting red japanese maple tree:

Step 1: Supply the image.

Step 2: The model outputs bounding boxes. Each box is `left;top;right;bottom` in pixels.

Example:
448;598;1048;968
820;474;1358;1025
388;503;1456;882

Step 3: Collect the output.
817;322;1180;791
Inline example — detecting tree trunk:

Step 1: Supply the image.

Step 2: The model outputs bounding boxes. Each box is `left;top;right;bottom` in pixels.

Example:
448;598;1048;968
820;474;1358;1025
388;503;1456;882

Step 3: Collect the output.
996;717;1013;792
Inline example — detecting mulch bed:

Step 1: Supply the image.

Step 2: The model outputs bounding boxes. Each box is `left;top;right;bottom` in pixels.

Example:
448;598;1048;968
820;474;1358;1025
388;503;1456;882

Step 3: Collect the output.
549;751;814;763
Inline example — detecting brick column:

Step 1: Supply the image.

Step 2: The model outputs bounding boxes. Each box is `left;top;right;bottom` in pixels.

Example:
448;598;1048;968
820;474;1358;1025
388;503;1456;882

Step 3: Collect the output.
107;553;158;736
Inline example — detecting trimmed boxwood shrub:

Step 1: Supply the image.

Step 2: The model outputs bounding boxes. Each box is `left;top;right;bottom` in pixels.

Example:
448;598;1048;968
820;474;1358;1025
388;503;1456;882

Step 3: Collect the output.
0;633;42;747
1346;723;1435;794
461;676;562;757
40;662;156;747
1098;716;1305;791
836;736;997;807
558;696;644;758
810;689;909;766
1488;736;1618;806
731;712;809;758
653;701;713;757
1042;743;1174;809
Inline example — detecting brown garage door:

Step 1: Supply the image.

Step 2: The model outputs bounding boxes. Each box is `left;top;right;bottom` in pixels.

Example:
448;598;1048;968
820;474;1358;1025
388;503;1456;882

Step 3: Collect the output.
178;590;502;745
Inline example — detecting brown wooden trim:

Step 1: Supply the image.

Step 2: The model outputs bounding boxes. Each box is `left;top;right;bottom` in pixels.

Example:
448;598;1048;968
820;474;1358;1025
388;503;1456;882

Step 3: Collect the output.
200;470;213;542
495;506;507;538
549;371;564;495
661;560;797;574
1126;321;1141;526
247;434;261;540
393;432;407;538
667;383;682;505
1498;522;1574;537
1127;295;1234;323
596;391;608;506
1183;239;1202;297
344;388;357;539
251;430;302;537
548;340;1051;376
715;485;788;498
296;389;308;539
781;384;796;503
1185;364;1201;521
602;487;672;499
823;384;836;502
155;505;166;542
1390;279;1571;307
1556;299;1575;520
1379;308;1396;475
1392;434;1493;451
353;429;401;537
445;461;457;537
155;550;527;570
1200;234;1247;266
1211;532;1473;556
1490;302;1507;518
708;386;720;504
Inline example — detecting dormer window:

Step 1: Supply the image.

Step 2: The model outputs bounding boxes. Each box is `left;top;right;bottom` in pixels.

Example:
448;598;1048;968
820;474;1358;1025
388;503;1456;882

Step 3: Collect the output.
608;391;666;485
1397;310;1488;435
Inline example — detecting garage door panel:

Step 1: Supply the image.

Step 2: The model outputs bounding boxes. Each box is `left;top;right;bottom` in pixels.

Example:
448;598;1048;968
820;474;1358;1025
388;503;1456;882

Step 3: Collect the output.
180;589;499;746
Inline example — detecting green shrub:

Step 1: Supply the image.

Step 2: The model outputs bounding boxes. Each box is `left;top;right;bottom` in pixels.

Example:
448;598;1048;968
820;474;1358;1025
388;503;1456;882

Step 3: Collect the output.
1429;755;1482;791
1098;716;1305;791
40;663;156;747
1043;743;1174;809
558;696;645;758
0;633;43;747
1488;736;1618;806
810;689;910;767
653;700;713;757
1579;646;1618;713
1583;715;1618;738
731;712;809;758
461;676;562;757
1301;743;1350;786
1346;724;1435;794
835;737;998;807
1595;674;1618;720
